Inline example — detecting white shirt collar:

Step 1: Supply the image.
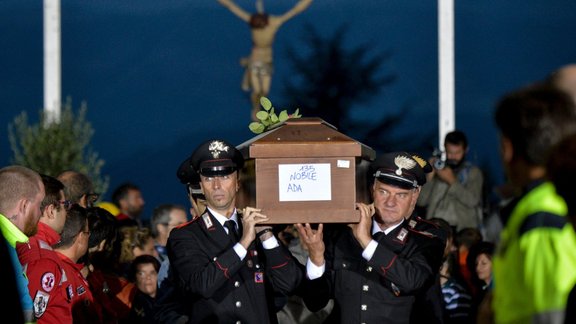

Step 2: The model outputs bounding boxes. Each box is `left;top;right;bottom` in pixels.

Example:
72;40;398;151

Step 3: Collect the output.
372;218;404;236
207;207;239;227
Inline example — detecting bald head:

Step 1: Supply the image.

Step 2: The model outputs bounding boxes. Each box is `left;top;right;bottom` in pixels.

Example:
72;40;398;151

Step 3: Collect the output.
57;170;94;207
0;166;42;212
0;165;45;236
549;64;576;103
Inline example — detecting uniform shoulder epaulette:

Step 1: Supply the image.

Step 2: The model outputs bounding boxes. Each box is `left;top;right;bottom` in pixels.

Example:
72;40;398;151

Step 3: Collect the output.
175;217;199;229
407;227;436;238
407;217;438;238
413;216;441;229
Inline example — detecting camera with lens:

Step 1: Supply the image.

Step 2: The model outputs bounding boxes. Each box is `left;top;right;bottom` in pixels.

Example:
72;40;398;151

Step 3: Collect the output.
432;148;446;170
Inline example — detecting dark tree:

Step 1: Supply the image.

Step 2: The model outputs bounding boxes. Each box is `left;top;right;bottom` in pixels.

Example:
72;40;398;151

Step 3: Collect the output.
282;23;396;131
280;24;432;154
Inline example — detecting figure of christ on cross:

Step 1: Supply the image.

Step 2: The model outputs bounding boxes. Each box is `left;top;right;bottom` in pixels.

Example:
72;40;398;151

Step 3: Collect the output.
217;0;313;120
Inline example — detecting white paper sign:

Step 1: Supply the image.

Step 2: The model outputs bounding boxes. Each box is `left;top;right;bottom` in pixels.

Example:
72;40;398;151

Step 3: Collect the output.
278;163;332;201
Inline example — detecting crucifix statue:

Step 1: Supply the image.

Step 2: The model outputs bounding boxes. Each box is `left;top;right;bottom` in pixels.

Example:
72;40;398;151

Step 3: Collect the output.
217;0;313;120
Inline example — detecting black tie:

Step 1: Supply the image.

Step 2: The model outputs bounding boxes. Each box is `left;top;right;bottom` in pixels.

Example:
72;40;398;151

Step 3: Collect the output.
373;231;385;241
224;220;239;242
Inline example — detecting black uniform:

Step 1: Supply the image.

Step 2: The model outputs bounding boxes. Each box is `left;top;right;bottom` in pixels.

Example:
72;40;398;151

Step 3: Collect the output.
302;214;445;324
127;291;157;324
167;210;303;324
409;216;448;324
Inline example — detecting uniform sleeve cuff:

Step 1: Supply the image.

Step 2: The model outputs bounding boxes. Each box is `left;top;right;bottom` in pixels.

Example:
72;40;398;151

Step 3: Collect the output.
261;236;280;249
362;239;378;261
306;257;325;280
233;242;247;260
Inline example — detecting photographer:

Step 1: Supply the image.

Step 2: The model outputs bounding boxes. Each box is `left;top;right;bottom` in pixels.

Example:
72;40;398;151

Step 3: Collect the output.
417;130;484;231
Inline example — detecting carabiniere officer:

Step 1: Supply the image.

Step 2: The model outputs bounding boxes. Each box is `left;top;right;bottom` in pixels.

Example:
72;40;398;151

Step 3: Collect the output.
167;139;303;324
296;152;446;324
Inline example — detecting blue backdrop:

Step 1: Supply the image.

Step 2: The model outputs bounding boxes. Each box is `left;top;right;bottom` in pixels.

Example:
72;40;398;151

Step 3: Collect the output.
2;0;576;220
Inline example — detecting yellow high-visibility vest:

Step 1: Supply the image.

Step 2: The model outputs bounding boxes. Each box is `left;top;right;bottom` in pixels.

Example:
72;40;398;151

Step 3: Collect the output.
493;182;576;324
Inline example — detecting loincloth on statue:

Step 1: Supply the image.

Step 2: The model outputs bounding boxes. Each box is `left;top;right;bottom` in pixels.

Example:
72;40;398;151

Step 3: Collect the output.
249;60;273;76
241;58;274;91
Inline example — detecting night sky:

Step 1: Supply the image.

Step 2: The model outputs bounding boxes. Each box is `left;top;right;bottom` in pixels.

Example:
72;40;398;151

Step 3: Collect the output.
2;0;576;220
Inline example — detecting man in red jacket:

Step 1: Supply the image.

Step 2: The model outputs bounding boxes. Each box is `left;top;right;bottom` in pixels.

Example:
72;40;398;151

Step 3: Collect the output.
20;199;99;323
52;205;101;322
18;175;70;322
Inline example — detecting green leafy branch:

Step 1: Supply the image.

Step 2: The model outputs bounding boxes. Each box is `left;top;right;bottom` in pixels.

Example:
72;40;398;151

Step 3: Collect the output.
8;97;109;196
248;97;302;134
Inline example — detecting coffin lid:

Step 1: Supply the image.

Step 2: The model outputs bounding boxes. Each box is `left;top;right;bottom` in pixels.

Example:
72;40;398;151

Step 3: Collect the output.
237;117;376;160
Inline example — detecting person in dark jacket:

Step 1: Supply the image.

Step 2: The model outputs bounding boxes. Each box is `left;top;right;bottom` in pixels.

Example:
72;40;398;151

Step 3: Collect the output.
296;152;445;324
126;255;163;324
167;139;303;323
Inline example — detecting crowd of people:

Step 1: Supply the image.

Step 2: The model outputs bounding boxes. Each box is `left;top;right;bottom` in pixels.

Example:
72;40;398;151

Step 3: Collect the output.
2;64;576;324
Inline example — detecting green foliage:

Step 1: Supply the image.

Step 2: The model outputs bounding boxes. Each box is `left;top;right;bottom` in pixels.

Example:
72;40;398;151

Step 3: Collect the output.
248;96;302;134
8;97;109;196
